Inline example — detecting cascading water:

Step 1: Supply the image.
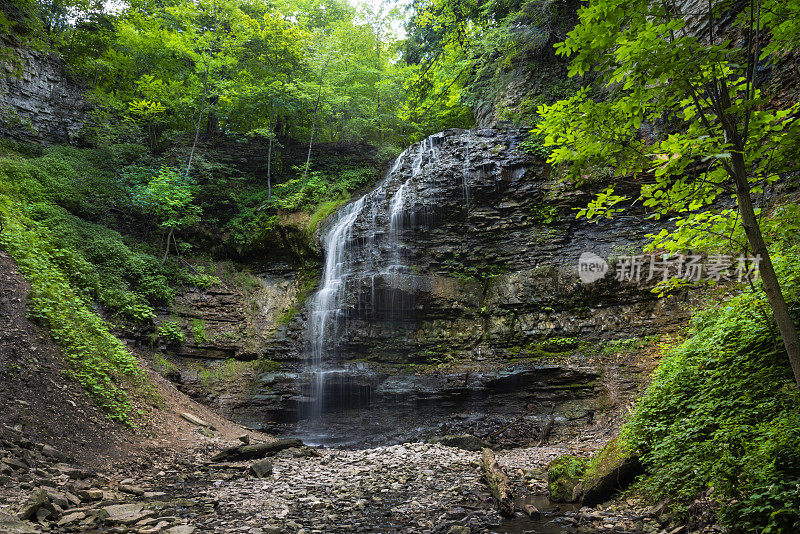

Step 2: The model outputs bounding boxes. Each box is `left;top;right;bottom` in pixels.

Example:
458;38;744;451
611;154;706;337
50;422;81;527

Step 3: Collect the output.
299;134;441;439
306;196;366;419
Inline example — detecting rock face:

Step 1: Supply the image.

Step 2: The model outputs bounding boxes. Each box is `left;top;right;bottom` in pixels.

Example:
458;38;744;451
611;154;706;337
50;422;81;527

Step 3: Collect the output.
140;128;684;447
224;127;687;445
0;37;89;144
305;128;679;365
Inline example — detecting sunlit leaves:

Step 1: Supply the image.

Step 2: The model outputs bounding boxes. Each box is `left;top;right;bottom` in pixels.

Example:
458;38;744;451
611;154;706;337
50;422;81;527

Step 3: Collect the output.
538;0;800;231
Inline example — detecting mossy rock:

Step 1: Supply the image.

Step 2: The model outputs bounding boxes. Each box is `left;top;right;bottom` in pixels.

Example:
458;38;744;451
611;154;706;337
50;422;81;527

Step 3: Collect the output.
574;436;641;505
547;455;587;502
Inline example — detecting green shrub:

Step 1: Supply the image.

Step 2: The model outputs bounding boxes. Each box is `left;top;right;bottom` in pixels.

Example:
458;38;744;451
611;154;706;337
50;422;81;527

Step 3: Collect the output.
375;144;403;162
157;321;184;343
188;273;221;289
24;202;171;320
191;318;208;344
625;242;800;531
519;131;551;161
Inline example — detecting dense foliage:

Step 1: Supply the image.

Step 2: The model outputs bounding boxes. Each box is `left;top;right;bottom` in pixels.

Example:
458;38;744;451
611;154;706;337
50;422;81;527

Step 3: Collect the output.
625;239;800;532
2;0;420;147
0;191;145;422
401;0;579;129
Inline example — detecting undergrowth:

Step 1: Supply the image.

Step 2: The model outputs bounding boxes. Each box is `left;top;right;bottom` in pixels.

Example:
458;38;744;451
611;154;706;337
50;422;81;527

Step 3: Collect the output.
0;198;145;423
624;241;800;532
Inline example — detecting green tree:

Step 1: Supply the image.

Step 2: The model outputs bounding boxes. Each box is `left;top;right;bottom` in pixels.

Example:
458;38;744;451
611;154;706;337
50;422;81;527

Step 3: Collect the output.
536;0;800;387
130;166;200;263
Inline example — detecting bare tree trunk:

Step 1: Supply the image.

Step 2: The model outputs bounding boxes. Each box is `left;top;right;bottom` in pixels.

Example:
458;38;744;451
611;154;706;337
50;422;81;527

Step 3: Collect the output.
267;99;273;201
161;226;175;265
303;85;323;187
186;63;210;179
480;448;514;518
731;152;800;389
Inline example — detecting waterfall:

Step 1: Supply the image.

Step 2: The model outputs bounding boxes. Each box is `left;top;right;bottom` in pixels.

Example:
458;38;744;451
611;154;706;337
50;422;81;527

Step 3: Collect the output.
302;134;442;423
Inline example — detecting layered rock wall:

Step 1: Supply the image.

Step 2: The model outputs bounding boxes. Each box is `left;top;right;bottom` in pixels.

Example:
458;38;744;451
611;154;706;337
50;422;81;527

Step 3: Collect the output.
0;38;88;144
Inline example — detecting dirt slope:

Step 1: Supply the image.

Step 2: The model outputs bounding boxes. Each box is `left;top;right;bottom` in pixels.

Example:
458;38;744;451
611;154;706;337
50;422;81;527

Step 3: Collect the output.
0;249;268;468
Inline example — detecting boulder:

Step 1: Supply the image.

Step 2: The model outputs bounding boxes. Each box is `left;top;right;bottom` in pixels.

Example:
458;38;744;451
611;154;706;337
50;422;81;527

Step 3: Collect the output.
119;484;145;496
77;488;103;501
547;455;587;503
573;437;642;505
249;459;273;478
57;512;86;526
17;489;54;520
0;512;37;533
98;503;144;521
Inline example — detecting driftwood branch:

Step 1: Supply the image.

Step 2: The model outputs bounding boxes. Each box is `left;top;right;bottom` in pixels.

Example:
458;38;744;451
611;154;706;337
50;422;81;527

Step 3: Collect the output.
536;416;554;447
480;448;514;518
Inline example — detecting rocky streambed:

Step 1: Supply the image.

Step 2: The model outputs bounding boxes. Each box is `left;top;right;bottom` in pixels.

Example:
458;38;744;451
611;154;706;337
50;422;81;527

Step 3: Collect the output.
1;419;691;534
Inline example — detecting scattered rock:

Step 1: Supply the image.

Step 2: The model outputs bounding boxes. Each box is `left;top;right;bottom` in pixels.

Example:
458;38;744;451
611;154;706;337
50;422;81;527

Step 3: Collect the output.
0;512;37;533
119;484;146;496
249;459;274;479
78;488;103;501
99;503;144;521
57;511;86;526
17;489;52;520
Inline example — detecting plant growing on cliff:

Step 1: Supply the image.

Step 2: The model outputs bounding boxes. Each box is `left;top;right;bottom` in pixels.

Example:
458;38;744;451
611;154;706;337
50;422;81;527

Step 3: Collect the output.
536;0;800;389
157;321;185;344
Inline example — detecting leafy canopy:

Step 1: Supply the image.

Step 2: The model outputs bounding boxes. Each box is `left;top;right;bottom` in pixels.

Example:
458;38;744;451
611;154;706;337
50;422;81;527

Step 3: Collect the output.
536;0;800;222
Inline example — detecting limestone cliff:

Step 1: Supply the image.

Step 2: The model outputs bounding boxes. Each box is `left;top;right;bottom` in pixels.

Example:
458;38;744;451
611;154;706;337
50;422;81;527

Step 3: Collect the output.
206;127;688;446
0;37;88;144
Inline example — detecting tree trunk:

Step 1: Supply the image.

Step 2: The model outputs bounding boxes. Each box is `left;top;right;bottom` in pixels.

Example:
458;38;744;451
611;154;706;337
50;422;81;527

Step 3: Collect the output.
480;448;514;518
303;86;323;187
267;99;273;201
161;226;175;265
731;153;800;389
186;63;210;179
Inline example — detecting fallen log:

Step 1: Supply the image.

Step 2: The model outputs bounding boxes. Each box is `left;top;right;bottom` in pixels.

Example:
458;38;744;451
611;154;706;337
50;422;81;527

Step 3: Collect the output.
211;438;304;462
480;447;514;518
